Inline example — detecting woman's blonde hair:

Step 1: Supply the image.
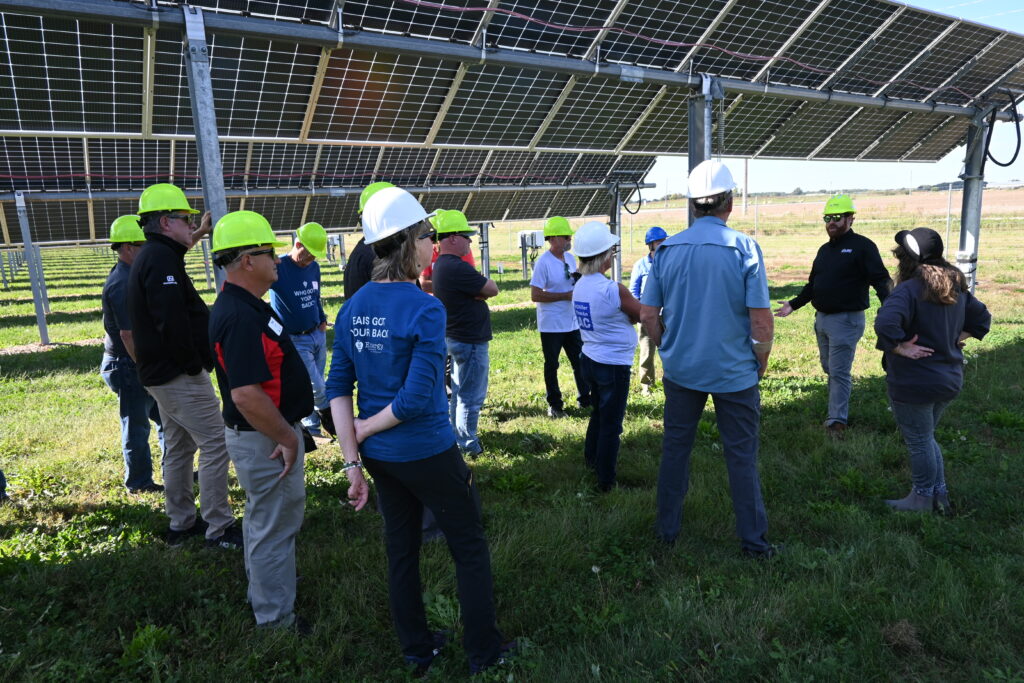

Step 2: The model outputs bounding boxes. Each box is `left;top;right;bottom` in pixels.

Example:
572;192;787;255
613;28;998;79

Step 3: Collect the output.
893;245;966;305
371;220;432;282
578;248;614;275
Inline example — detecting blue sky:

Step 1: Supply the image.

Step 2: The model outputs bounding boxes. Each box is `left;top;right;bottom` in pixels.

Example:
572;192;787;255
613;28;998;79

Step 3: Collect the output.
646;0;1024;197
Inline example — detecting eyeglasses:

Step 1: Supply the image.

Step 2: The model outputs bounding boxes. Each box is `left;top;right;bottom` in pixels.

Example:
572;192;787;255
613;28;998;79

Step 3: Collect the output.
418;229;437;241
242;248;275;259
563;262;571;280
167;214;195;225
823;214;848;223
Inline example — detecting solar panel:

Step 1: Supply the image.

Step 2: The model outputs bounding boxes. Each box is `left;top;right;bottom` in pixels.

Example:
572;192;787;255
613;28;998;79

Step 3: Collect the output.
505;189;558;220
463;191;514;223
548;188;602;217
419;191;471;214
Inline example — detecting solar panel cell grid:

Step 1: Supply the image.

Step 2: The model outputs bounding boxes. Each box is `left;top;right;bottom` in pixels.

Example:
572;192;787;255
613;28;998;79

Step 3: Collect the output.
307;194;360;229
434;65;570;147
903;116;970;161
505;189;558;220
92;198;141;235
419;191;471;213
0;14;143;133
721;95;800;158
538;79;659;150
861;112;951;160
756;101;853;158
243;194;307;231
567;154;617;183
315;146;379;187
528;152;579;184
463;191;514;222
487;0;620;58
608;155;656;183
431;149;489;185
24;199;90;243
884;23;998;104
481;150;535;184
247;142;320;189
547;188;600;217
600;0;730;70
0;137;86;192
376;148;437;187
951;35;1024;102
309;50;458;144
814;108;905;159
88;139;172;191
342;0;481;43
621;89;689;154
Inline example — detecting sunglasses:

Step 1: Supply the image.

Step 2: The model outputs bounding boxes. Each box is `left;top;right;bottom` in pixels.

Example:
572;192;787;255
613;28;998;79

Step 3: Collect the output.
167;213;195;223
242;248;276;259
823;214;849;223
419;229;437;241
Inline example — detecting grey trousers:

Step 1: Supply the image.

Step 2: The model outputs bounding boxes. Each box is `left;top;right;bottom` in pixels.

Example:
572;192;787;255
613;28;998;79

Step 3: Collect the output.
225;424;306;626
146;372;234;539
814;310;865;426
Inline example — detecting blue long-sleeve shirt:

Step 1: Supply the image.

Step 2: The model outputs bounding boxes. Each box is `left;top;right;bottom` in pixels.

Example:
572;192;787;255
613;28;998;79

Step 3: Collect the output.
326;282;455;462
269;255;327;335
629;253;654;299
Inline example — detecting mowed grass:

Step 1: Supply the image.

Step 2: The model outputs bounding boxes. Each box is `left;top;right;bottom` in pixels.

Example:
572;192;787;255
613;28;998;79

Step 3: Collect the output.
1;193;1023;680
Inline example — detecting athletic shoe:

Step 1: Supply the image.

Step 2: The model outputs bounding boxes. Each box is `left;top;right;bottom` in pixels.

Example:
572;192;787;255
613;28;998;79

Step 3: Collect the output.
470;640;518;676
128;483;164;494
165;517;208;546
405;630;449;678
205;523;244;550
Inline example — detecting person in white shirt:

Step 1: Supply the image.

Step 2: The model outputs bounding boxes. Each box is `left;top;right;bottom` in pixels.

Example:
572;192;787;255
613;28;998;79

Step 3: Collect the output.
572;222;641;492
530;216;592;418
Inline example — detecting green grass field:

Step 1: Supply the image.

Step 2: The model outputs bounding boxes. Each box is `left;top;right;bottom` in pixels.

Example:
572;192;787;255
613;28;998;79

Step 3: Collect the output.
1;196;1023;681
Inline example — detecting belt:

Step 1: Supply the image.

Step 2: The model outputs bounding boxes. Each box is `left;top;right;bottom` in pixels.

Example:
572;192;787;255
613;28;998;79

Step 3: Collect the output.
226;420;303;433
292;324;320;335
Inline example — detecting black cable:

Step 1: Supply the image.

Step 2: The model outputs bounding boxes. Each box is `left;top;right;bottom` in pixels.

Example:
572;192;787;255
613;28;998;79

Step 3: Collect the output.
984;96;1021;170
622;180;642;215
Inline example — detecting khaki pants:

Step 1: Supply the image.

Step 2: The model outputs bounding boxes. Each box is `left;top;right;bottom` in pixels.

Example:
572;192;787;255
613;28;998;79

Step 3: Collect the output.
147;372;234;539
226;424;306;626
637;324;657;389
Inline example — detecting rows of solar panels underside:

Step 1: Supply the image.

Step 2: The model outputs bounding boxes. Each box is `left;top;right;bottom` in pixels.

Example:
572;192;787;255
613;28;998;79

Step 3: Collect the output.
0;1;1018;163
122;0;1023;112
0;186;618;242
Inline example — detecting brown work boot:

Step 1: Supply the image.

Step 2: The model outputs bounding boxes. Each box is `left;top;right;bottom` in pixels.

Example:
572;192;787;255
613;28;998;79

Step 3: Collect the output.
825;422;846;440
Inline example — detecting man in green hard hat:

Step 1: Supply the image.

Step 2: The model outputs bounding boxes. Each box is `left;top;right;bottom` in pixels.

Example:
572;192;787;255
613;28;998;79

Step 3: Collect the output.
270;221;334;438
127;183;241;549
530;216;591;418
100;215;165;494
344;181;394;299
774;194;891;439
209;210;312;633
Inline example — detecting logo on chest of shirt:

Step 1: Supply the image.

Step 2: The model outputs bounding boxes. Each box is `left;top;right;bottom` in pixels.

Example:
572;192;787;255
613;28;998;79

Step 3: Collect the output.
574;301;594;331
163;275;177;285
841;249;853;254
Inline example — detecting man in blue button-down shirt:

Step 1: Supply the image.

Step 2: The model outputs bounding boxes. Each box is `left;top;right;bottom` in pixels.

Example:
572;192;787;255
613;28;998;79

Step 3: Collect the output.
640;161;778;559
628;226;667;396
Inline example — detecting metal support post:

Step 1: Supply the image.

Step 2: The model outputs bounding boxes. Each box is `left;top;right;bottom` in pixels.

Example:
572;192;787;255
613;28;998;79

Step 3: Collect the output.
34;244;50;313
688;96;708;227
14;192;49;344
702;74;715;160
609;184;622;283
478;222;491;277
183;5;227;290
0;253;7;289
200;237;214;290
957;113;989;292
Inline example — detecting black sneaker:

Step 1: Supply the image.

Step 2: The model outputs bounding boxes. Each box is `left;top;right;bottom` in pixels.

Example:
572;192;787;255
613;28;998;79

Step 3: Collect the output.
405;630;449;678
205;523;244;550
470;640;518;676
128;483;165;494
166;517;208;546
743;543;784;560
547;406;567;419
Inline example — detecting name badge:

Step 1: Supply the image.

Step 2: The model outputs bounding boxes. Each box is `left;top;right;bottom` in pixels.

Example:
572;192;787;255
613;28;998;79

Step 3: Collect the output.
268;317;283;335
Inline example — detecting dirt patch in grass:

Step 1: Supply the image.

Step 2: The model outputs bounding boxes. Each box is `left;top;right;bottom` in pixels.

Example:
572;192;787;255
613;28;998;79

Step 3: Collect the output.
0;338;102;355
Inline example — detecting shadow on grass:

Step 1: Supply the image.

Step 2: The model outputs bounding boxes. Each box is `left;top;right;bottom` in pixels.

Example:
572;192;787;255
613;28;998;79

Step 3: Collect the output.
0;342;102;376
0;309;102;329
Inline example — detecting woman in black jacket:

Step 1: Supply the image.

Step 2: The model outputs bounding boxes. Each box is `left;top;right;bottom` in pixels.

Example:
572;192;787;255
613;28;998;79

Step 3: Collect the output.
874;228;991;513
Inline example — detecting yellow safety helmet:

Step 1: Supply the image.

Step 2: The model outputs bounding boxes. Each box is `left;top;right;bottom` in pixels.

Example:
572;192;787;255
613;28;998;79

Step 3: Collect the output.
544;216;573;238
824;194;856;215
432;209;475;236
296;222;327;260
138;183;199;215
359;182;395;213
212;211;288;253
109;215;145;243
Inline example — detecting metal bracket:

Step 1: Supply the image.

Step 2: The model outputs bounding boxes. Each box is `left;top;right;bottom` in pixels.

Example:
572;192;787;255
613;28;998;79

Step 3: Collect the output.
619;66;644;84
183;6;209;64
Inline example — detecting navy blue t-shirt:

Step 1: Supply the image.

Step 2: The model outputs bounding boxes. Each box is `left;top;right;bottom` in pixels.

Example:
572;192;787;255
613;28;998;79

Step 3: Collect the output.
431;254;491;344
269;255;326;334
101;260;131;357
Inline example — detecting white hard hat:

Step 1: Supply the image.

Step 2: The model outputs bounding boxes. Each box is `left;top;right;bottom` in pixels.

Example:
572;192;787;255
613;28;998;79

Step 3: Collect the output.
572;221;619;258
687;160;736;199
361;186;434;244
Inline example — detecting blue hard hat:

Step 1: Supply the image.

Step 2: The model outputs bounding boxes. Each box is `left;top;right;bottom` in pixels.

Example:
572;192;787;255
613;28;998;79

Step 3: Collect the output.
645;226;668;244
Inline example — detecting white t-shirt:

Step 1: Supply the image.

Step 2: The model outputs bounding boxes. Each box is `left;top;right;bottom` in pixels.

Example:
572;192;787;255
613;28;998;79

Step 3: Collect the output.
573;273;637;366
530;250;579;333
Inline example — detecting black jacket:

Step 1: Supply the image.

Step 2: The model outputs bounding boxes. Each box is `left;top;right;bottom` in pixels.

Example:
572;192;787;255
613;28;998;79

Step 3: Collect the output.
127;232;214;386
789;230;891;313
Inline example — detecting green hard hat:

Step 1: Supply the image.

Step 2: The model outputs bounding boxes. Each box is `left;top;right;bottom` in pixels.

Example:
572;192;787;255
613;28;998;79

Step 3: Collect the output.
138;183;199;215
359;182;395;213
431;209;475;236
824;194;856;215
296;222;327;260
109;215;145;243
212;211;289;253
544;216;573;238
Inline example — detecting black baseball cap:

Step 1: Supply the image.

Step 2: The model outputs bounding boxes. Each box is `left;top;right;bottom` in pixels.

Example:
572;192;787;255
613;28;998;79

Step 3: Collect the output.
895;227;944;264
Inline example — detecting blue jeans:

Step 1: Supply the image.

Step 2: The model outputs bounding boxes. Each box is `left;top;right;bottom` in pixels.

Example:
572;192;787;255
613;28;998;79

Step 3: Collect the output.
655;379;770;553
447;339;489;455
100;353;164;490
579;355;630;489
891;399;951;496
290;329;328;431
814;311;865;426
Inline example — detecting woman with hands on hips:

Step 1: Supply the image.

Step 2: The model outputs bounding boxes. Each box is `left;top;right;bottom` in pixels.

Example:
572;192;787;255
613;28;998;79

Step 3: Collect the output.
874;227;990;514
325;187;510;676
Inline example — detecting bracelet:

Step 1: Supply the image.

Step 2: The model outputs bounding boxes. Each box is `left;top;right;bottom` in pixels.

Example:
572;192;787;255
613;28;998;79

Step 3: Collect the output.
341;461;362;473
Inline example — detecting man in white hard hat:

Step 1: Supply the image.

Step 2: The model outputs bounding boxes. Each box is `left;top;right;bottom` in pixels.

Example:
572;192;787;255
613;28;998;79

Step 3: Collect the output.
640;160;778;559
270;221;334;439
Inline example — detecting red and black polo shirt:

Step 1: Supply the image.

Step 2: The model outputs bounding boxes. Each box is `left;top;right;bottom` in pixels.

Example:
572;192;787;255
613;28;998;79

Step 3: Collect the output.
209;282;313;430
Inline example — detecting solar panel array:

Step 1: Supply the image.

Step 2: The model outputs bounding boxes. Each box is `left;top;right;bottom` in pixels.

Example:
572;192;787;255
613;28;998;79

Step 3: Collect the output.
0;0;1021;244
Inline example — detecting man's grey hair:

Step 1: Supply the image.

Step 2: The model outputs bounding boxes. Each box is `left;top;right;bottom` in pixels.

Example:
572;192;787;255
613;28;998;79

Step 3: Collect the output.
139;212;168;235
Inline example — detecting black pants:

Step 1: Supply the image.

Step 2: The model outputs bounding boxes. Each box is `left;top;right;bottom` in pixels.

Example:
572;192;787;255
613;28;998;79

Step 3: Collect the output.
540;330;591;410
364;445;502;670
